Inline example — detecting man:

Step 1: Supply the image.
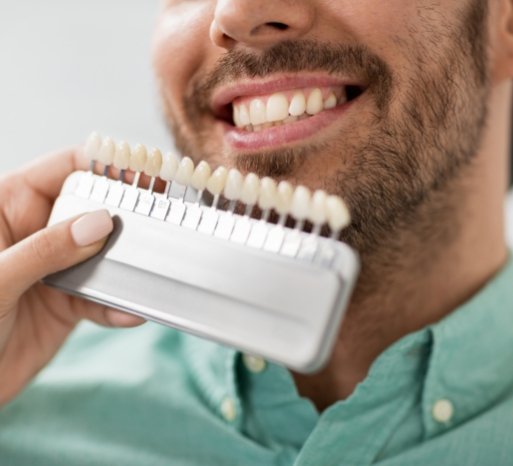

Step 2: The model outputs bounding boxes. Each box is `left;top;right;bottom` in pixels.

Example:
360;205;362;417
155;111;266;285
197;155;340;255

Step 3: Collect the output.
0;0;512;464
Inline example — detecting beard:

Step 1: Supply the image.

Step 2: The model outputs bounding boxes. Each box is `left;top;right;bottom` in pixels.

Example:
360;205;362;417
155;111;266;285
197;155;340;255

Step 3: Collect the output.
162;0;490;257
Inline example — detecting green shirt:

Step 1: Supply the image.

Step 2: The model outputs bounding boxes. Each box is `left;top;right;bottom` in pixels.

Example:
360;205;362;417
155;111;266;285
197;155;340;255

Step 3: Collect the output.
2;259;513;465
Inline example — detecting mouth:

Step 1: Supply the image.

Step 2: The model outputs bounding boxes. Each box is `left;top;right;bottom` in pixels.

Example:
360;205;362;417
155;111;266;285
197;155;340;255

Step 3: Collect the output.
211;74;367;151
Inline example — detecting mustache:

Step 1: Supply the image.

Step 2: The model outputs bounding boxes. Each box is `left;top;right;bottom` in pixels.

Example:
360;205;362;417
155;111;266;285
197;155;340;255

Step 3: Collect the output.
187;40;394;113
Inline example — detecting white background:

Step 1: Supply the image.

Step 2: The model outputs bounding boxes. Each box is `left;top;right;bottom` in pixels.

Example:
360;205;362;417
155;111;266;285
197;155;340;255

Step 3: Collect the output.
0;0;168;174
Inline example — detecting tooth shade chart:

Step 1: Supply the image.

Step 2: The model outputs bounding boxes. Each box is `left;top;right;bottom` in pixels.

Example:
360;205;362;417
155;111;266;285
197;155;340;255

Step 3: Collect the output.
232;86;346;130
84;133;351;235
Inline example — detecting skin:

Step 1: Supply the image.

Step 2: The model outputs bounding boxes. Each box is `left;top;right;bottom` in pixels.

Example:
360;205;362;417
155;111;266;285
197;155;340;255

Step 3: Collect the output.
153;0;513;409
0;149;145;406
0;0;511;412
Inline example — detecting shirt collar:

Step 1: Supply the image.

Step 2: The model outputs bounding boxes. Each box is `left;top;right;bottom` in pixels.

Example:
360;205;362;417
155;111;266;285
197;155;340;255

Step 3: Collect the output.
421;255;513;437
183;255;513;437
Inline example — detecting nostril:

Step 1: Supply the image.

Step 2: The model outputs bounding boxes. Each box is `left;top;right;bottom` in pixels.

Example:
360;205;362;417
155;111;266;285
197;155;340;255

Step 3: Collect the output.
266;22;289;31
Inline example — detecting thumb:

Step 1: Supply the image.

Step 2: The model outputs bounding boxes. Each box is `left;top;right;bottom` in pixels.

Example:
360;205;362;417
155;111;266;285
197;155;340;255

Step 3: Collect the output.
0;210;113;297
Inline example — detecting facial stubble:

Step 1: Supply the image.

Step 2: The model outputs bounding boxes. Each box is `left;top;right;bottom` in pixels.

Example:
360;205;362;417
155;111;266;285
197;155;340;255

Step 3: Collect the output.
162;0;490;259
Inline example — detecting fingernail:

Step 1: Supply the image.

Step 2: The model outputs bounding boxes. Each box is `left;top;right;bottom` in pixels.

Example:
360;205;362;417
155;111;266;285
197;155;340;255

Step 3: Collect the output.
71;210;114;247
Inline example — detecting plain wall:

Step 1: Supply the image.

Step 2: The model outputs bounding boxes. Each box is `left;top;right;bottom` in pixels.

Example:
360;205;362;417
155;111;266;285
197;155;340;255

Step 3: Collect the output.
0;0;168;174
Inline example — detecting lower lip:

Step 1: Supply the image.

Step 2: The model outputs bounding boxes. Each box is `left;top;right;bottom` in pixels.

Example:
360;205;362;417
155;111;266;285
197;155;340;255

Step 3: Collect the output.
222;100;356;151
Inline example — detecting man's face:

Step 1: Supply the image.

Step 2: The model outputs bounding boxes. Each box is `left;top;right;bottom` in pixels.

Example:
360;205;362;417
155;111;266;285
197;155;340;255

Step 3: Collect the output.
153;0;490;253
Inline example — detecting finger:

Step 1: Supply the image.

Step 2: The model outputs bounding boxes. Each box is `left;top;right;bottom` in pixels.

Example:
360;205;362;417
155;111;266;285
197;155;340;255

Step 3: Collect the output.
72;301;147;328
0;210;113;298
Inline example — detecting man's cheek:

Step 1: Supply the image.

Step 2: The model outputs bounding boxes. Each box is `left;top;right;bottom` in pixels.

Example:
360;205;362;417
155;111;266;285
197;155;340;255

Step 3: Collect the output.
152;6;213;111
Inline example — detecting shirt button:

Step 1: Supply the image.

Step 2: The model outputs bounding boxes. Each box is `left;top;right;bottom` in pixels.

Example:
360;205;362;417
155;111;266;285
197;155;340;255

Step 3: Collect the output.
220;397;237;422
432;399;454;423
242;354;267;373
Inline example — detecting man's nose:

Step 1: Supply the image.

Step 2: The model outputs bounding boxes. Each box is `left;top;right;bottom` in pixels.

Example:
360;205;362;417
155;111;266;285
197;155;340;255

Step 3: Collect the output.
210;0;315;50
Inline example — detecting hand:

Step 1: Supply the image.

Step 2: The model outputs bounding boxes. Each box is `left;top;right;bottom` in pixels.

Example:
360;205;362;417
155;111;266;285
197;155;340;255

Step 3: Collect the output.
0;148;145;406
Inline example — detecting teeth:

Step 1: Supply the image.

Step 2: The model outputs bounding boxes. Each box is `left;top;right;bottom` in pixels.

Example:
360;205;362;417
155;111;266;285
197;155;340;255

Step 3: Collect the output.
258;177;277;211
232;106;240;127
98;137;115;165
190;161;211;191
288;92;306;117
323;93;337;110
233;85;348;130
175;157;195;185
129;144;147;172
224;169;244;201
309;190;328;225
206;166;228;196
306;88;323;115
291;186;311;221
85;131;102;160
144;148;163;177
326;195;351;232
275;181;293;216
249;99;267;126
266;93;289;122
241;173;260;206
160;152;179;181
114;141;131;170
239;105;251;126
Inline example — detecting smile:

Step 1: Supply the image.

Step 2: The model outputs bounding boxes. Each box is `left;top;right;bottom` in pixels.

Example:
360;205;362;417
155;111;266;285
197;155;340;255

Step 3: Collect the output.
211;75;366;151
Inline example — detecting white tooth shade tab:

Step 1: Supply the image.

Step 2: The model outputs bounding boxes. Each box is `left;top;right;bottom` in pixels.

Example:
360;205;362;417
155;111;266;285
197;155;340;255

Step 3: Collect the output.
258;177;277;211
85;131;102;161
249;99;267;126
191;161;211;191
160;152;179;181
306;88;323;115
241;173;260;206
275;181;294;215
114;141;131;170
224;169;244;201
266;93;289;122
206;166;228;195
238;105;251;126
175;157;195;185
326;195;351;232
289;92;306;117
130;144;148;172
144;148;163;177
98;137;115;165
309;190;328;225
291;185;311;220
324;93;337;110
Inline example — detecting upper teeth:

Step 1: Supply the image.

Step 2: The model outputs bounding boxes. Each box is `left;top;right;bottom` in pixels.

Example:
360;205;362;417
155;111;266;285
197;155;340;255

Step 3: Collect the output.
232;87;345;129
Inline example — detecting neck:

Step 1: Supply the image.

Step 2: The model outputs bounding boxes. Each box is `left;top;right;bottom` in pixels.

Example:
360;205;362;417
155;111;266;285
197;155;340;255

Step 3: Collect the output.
293;83;511;411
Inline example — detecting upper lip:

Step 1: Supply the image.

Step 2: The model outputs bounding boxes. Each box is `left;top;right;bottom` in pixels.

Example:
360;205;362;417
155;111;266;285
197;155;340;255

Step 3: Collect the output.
210;73;367;119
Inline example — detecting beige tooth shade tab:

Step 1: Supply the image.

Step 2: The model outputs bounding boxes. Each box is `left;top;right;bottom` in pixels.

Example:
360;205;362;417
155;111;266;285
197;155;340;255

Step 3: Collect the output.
84;131;102;161
309;190;328;225
113;141;131;170
206;166;228;195
224;169;244;201
258;177;277;211
98;137;115;165
144;148;163;177
129;144;148;172
326;195;351;232
160;152;179;181
175;157;195;185
191;161;212;191
275;181;294;215
241;173;260;206
290;185;311;220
